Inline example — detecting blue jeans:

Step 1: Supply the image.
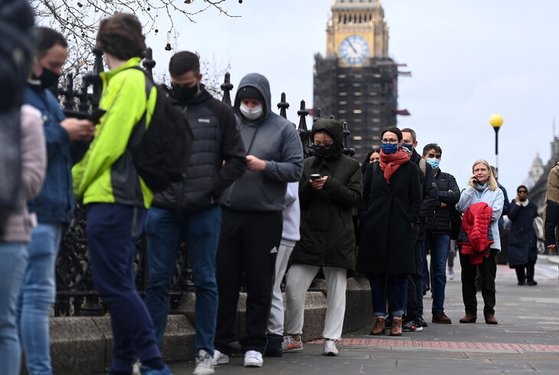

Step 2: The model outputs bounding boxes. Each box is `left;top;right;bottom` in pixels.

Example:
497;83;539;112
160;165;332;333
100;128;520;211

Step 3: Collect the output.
0;242;28;375
144;206;221;354
86;203;161;374
369;274;407;317
18;223;62;375
427;233;450;314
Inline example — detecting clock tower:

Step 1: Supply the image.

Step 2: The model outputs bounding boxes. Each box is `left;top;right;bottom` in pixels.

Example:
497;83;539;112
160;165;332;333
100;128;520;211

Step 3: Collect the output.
314;0;404;160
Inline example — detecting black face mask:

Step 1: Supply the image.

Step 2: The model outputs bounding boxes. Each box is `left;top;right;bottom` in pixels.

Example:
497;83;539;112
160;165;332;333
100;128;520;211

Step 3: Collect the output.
313;143;338;160
39;68;61;90
171;84;199;103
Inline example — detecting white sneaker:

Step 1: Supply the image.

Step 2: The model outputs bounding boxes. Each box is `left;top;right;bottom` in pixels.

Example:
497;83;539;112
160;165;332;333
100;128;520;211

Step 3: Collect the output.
194;350;214;375
282;335;303;352
448;267;455;280
243;350;263;367
323;339;339;356
212;349;229;366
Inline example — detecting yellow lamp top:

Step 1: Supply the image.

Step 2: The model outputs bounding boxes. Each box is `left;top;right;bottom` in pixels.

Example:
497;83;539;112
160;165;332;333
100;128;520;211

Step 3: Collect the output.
489;113;504;128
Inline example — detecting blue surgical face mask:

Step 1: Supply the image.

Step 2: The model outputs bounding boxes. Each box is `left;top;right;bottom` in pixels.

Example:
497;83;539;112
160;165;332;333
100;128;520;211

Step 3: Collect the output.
402;143;413;152
426;158;440;170
381;143;398;154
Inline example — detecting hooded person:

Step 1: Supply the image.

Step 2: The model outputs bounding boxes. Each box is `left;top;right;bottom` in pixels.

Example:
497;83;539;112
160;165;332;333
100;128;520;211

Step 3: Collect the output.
282;118;362;356
213;73;303;368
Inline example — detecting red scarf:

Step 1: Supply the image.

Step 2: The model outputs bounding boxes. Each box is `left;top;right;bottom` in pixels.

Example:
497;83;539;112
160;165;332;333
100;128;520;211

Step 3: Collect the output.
379;149;411;183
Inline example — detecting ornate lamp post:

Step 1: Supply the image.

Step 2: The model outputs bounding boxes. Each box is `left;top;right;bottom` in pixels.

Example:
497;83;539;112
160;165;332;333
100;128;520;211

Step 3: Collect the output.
489;113;504;172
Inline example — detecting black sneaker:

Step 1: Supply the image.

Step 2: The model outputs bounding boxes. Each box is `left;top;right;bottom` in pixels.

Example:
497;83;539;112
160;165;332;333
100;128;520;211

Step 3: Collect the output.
417;316;428;327
402;320;423;332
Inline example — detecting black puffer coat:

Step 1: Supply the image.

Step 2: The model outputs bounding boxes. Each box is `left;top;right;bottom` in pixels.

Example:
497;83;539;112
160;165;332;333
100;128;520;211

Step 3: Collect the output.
289;119;362;271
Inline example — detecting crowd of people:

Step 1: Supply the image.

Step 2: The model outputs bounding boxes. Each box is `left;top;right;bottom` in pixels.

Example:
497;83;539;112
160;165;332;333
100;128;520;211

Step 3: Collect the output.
0;3;550;375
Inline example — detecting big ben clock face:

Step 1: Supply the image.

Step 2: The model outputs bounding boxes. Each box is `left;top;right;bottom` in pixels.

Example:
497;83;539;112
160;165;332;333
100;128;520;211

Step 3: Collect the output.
339;35;369;65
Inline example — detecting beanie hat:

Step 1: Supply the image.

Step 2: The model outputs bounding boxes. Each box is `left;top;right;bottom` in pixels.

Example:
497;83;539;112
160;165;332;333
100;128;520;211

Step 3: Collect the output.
236;86;264;103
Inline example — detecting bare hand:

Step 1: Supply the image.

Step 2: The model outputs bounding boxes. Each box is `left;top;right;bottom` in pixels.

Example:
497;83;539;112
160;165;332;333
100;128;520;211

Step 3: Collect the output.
61;118;95;141
547;244;557;250
310;176;328;190
440;202;448;208
246;155;267;172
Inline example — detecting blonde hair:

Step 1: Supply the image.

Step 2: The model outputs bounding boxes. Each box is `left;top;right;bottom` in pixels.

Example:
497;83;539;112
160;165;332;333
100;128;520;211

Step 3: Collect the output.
470;159;498;190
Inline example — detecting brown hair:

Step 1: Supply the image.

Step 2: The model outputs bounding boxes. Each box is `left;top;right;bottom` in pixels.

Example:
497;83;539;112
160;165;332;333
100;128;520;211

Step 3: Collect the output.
96;13;145;60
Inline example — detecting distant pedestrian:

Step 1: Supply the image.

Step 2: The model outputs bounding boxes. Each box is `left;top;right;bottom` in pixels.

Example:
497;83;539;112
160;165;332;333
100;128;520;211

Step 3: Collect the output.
283;118;362;356
213;73;303;368
144;50;246;375
357;127;421;337
72;13;172;375
507;185;538;286
456;159;504;325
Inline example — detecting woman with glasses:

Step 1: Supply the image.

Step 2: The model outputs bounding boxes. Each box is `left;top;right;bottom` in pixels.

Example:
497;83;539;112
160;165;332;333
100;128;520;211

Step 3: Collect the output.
357;127;421;336
507;185;539;286
456;160;504;325
283;118;361;356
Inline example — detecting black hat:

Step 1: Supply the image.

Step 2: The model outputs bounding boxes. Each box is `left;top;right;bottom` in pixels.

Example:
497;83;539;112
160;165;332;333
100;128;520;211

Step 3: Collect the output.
236;86;264;103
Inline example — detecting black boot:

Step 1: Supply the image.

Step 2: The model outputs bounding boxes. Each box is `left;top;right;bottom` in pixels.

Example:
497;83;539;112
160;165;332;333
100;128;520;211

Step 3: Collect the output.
264;333;284;357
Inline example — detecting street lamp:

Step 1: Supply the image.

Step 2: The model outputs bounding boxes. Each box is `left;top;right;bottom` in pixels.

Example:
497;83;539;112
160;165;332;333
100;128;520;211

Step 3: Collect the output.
489;113;504;172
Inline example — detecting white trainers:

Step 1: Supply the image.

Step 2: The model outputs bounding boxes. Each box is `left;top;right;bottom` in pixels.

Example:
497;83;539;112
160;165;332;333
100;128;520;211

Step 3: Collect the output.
194;350;214;375
448;267;455;280
243;350;263;367
211;349;229;366
323;339;339;356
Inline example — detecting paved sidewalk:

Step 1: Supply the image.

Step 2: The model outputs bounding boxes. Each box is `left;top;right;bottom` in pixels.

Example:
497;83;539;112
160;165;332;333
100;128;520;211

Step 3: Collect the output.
170;256;559;375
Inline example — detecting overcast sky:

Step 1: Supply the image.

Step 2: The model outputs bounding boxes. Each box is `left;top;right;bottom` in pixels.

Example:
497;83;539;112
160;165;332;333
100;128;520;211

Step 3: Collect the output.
146;0;559;193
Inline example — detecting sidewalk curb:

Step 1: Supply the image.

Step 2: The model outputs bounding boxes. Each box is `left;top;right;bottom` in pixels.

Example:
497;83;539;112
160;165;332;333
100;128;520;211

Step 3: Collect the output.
49;277;372;374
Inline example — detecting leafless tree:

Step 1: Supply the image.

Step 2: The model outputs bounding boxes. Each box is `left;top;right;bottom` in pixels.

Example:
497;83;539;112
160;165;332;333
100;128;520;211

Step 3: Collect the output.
30;0;239;75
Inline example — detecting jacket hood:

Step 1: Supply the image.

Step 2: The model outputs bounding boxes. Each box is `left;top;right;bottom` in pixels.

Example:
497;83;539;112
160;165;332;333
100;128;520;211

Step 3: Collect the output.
311;118;344;146
234;73;271;122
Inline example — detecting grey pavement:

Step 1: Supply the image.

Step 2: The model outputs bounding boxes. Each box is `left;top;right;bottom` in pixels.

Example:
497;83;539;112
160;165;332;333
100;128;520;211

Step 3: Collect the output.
169;255;559;375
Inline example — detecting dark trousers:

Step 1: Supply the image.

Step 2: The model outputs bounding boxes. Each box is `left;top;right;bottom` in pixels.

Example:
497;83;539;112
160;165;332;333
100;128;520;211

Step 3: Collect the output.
405;240;425;320
514;260;536;283
459;249;497;317
215;208;282;354
86;203;160;373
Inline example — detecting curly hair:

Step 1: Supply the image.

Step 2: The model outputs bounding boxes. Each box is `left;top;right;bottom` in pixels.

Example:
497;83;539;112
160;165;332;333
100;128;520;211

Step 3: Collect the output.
96;13;145;60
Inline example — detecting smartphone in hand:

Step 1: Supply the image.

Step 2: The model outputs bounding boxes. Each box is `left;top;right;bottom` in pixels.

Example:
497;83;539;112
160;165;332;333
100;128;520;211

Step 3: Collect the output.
89;108;107;125
310;173;322;180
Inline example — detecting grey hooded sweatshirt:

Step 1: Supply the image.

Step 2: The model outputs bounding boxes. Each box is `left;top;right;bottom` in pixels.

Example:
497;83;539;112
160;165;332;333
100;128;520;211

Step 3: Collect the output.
221;73;303;212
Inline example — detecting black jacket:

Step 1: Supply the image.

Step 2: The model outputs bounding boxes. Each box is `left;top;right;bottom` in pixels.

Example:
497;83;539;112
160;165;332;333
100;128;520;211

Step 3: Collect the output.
289;119;362;271
507;199;538;266
357;160;421;274
410;150;439;237
153;87;246;212
425;169;460;234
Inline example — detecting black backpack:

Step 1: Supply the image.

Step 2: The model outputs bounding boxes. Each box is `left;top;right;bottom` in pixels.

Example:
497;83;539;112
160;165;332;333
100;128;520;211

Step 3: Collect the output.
128;67;193;193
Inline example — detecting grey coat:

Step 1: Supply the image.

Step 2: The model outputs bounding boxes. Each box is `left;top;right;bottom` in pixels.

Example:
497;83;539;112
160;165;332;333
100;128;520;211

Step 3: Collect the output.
1;105;46;242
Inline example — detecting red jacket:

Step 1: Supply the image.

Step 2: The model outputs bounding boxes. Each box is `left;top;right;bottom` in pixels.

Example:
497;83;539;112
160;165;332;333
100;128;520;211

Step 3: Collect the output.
458;202;494;265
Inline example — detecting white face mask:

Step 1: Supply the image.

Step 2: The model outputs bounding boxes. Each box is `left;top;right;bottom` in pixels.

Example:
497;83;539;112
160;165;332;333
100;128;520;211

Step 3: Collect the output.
240;102;264;120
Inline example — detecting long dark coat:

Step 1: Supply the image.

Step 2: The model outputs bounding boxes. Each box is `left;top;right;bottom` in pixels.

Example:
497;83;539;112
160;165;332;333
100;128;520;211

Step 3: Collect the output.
289;121;362;271
507;200;538;266
356;161;421;274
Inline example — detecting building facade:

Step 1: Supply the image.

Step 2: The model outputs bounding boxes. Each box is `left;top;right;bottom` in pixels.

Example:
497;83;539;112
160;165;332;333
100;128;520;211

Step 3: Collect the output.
313;0;406;160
